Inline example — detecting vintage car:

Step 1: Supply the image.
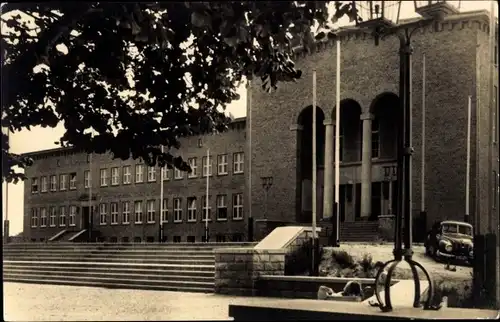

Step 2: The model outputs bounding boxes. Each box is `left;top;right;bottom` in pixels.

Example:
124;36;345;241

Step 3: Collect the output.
424;220;474;264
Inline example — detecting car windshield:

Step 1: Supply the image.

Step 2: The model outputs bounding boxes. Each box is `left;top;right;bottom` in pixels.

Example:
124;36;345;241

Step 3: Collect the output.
442;224;472;236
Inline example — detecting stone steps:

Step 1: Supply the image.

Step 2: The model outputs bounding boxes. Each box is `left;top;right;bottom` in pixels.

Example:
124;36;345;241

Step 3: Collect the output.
340;222;380;242
2;242;257;292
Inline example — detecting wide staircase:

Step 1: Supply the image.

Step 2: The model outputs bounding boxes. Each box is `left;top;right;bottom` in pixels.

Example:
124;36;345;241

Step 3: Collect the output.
340;221;380;242
3;242;256;292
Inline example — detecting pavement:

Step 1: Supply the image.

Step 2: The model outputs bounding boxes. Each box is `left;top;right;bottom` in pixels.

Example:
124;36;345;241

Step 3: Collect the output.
4;282;253;321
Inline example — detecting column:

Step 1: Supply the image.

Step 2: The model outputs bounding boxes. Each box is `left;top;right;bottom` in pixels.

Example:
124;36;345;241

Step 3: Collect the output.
323;120;334;220
360;112;373;219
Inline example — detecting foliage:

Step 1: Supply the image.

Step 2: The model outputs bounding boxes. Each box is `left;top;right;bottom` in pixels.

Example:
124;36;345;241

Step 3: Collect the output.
1;1;359;183
285;239;324;276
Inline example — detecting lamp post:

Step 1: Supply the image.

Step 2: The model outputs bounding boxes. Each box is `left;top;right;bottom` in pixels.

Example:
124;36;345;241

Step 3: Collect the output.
352;0;461;312
261;176;273;220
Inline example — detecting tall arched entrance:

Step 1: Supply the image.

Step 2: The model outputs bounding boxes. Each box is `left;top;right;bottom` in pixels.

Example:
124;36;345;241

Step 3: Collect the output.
295;106;325;223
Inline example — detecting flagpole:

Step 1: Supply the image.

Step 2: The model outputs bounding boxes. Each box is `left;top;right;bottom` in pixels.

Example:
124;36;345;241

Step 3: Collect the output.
421;53;426;226
466;95;471;222
4;128;10;244
247;79;253;241
88;149;92;242
487;0;496;232
159;145;164;243
334;38;341;246
205;148;210;242
312;69;317;275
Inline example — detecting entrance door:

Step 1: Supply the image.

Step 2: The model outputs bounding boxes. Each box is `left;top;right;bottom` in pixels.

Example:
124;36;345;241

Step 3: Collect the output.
82;206;90;230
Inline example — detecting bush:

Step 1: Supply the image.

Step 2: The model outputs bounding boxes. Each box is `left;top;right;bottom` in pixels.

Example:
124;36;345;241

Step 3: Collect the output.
285;239;323;276
331;250;356;269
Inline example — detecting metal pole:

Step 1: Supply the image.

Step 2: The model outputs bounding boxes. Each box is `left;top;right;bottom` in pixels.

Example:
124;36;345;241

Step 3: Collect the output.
4;128;9;243
88;150;92;242
205;148;209;242
247;79;253;241
402;37;414;254
466;95;472;222
335;39;341;246
160;145;164;242
420;53;426;214
312;69;317;276
487;0;496;233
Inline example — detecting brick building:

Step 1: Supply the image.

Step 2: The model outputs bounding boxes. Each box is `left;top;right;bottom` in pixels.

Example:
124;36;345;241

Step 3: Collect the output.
23;9;498;243
24;119;247;243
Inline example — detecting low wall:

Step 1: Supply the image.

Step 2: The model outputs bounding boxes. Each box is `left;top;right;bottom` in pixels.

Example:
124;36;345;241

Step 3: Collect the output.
214;226;321;296
255;275;400;299
214;248;286;296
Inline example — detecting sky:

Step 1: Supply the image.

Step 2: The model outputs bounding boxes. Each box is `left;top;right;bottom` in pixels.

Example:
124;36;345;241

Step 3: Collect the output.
2;1;497;236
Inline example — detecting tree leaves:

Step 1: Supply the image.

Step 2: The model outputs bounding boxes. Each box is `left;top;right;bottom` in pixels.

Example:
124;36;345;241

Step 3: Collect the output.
1;1;358;183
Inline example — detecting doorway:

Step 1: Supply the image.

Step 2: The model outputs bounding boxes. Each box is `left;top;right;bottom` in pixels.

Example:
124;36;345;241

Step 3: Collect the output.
82;206;90;230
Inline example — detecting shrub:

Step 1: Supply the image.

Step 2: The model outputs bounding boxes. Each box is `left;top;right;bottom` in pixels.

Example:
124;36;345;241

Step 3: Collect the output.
285;239;323;276
331;250;355;269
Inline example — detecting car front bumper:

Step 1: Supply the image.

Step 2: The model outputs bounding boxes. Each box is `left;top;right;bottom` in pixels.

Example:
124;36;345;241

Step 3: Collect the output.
437;250;473;262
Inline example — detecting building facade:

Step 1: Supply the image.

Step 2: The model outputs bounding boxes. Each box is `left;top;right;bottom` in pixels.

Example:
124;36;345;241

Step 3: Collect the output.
23;9;498;243
24;119;247;243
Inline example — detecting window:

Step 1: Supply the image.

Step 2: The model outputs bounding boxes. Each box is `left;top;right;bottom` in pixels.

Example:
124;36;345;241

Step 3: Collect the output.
372;118;380;159
59;206;66;227
135;165;144;183
188;158;198;178
202;195;211;221
147;200;155;223
31;208;39;227
110;202;118;224
100;169;108;187
147;166;156;182
69;173;77;190
40;208;47;227
218;154;228;175
173;198;182;222
41;176;48;192
187;236;196;243
123;166;131;184
84;171;91;189
161;168;171;181
233;193;244;220
216;195;228;221
174;167;183;180
216;234;227;243
202;156;212;177
173;236;181;243
161;199;168;223
122;201;130;224
233;153;244;174
59;174;68;191
111;167;120;185
50;175;57;191
69;206;76;226
187;197;197;222
99;203;107;225
134;201;143;223
32;178;39;193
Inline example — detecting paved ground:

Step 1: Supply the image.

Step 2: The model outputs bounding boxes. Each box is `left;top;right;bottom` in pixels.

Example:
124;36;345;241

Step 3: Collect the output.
331;243;473;279
4;282;260;321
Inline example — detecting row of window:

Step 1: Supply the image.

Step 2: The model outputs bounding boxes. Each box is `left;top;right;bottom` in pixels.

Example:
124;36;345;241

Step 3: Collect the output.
30;194;244;228
32;234;244;243
31;153;244;193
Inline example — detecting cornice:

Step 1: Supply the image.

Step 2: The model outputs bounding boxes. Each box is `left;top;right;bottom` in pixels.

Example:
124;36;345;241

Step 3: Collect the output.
290;10;495;62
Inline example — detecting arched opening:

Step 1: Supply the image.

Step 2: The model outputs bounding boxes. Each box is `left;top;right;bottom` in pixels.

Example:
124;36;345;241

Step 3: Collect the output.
296;106;326;223
368;92;400;220
331;99;362;222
